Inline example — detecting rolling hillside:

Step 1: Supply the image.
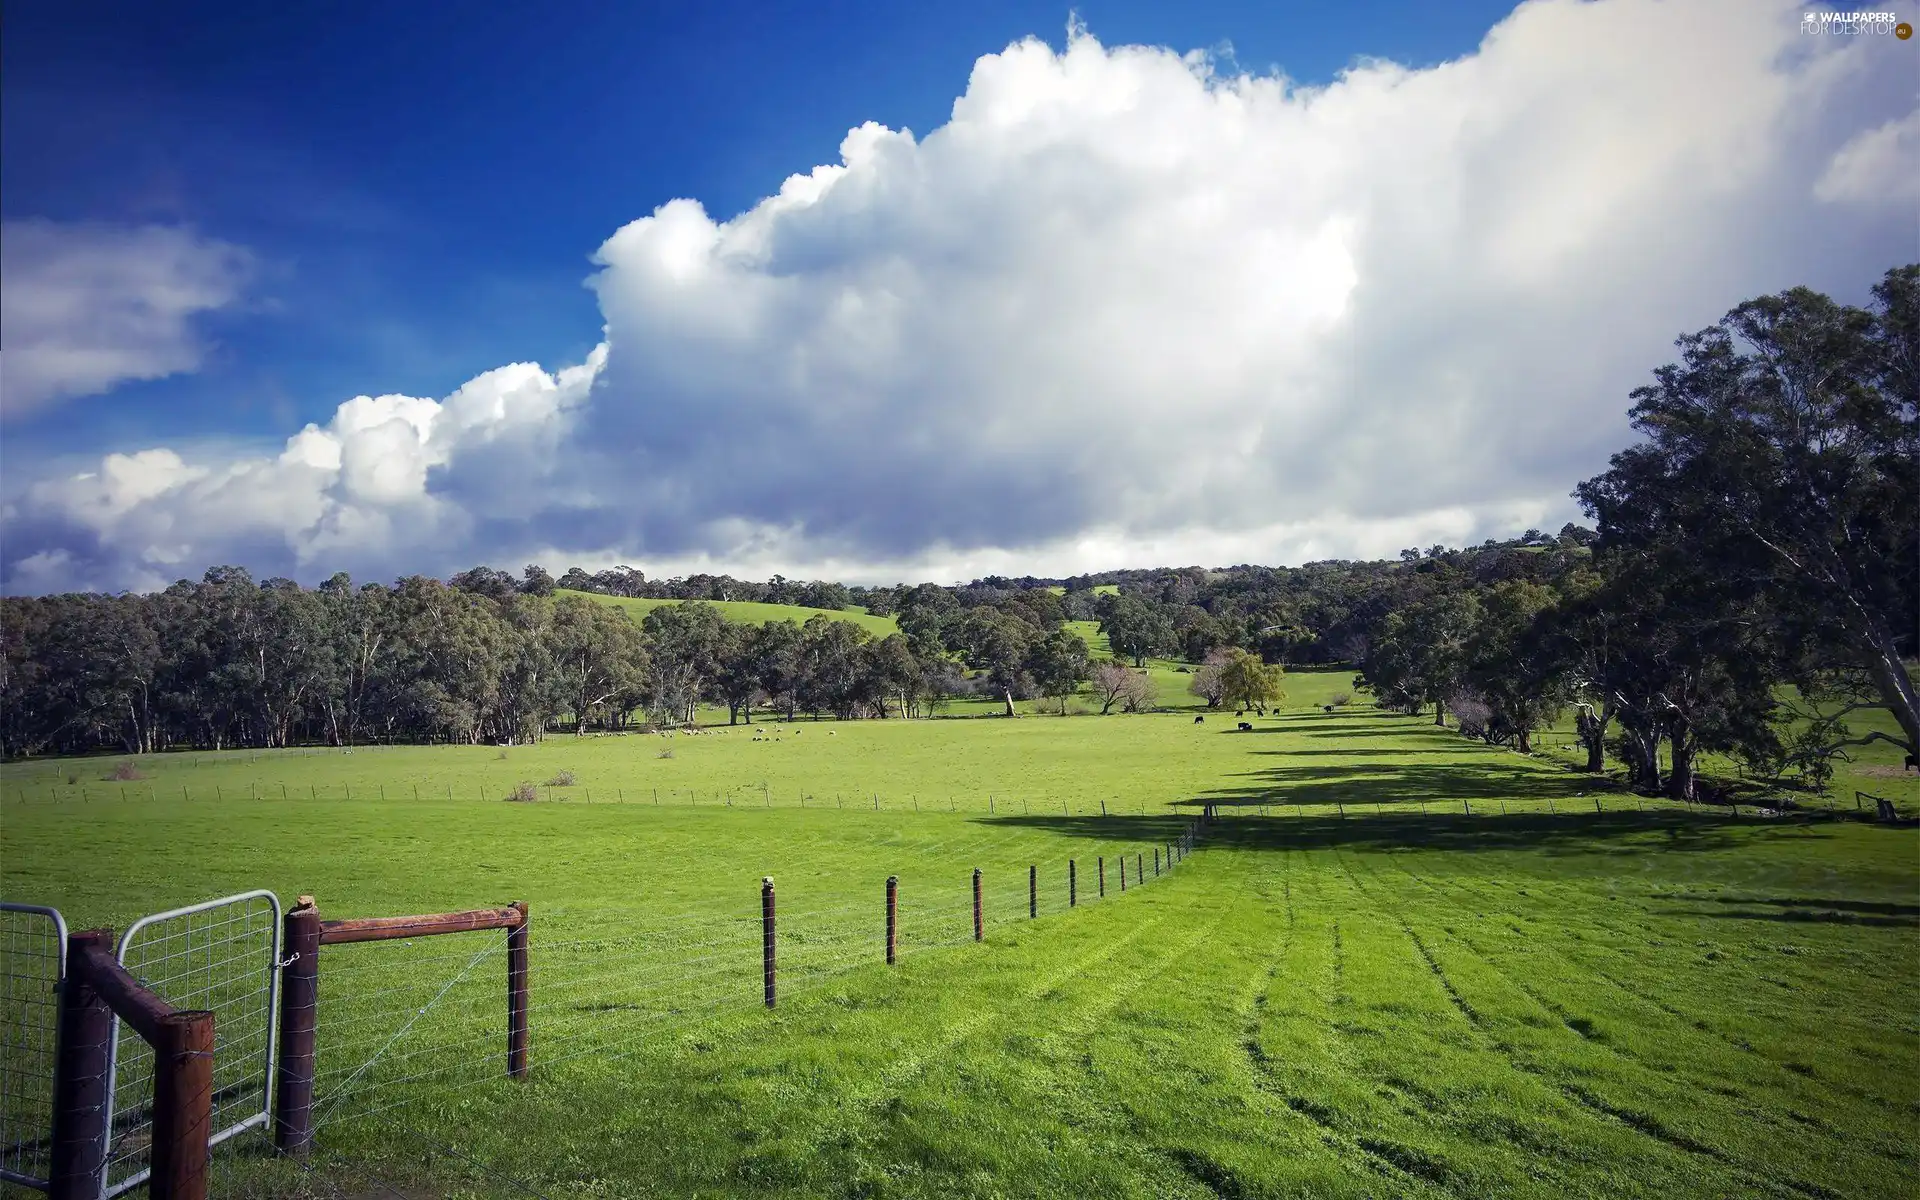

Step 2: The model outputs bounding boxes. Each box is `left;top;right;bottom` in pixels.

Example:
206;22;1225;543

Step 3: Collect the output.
566;590;900;635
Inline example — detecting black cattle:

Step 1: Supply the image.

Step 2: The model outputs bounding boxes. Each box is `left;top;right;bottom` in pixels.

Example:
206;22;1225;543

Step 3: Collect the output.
1237;721;1253;732
1194;715;1205;724
1906;753;1918;772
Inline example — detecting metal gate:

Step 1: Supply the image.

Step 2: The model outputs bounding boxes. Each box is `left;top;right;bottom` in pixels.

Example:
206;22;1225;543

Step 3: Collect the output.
0;902;67;1192
104;890;281;1196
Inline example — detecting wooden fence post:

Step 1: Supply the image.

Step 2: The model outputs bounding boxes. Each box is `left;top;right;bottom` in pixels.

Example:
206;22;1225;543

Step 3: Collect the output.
972;869;983;942
506;902;530;1079
1029;865;1037;919
274;897;321;1156
761;878;777;1008
1070;860;1077;908
50;930;114;1200
886;877;898;965
149;1010;214;1200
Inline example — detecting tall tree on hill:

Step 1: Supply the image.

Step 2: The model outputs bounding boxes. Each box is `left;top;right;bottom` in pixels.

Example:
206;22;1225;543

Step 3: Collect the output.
642;601;728;727
552;595;647;731
1361;592;1479;724
1098;593;1175;666
751;620;806;721
1027;627;1092;714
798;614;872;718
1577;265;1920;764
1461;580;1564;754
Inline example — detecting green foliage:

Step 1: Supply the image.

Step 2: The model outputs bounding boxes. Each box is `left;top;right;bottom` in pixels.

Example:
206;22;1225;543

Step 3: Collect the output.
1216;647;1285;712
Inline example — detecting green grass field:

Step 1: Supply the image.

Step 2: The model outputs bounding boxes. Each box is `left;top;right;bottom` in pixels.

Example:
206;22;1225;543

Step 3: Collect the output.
3;700;1916;1198
565;591;900;637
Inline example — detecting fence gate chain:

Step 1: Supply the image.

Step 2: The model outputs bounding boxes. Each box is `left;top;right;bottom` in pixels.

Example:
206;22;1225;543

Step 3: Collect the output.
1;902;68;1193
104;890;281;1197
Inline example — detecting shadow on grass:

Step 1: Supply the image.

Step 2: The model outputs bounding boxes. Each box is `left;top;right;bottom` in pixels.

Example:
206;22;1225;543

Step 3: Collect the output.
1654;895;1920;927
977;809;1842;856
1192;761;1610;809
1234;746;1491;758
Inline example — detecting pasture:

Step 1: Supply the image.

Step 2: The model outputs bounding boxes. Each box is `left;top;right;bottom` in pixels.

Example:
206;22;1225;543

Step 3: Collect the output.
562;592;901;637
3;701;1916;1198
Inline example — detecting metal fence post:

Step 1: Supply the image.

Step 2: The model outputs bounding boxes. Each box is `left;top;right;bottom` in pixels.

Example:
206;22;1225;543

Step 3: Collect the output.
1119;857;1127;892
50;930;113;1200
1098;856;1105;897
1029;865;1037;918
274;898;321;1156
972;869;983;942
506;902;530;1079
761;878;777;1008
150;1010;214;1200
1137;852;1144;883
885;877;898;965
1069;860;1077;908
1155;849;1161;877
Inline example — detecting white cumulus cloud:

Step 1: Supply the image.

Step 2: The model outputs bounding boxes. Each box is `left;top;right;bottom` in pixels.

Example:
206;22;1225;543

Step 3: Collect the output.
0;220;252;415
3;0;1914;592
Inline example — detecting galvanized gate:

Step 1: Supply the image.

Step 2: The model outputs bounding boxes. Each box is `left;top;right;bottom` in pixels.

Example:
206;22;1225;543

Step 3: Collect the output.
103;890;281;1197
0;902;68;1192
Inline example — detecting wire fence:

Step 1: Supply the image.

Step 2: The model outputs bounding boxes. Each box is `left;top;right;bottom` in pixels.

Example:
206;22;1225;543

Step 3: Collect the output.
106;891;280;1197
2;813;1200;1196
0;903;66;1192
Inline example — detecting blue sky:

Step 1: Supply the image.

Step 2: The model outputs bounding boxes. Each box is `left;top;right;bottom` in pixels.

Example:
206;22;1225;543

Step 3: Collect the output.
2;1;1514;450
2;1;1913;590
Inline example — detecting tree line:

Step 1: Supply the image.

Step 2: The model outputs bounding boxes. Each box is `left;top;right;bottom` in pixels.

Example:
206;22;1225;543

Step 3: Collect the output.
2;267;1913;801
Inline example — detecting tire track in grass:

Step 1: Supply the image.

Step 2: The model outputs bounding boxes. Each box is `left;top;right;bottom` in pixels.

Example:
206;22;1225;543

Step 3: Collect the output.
1336;850;1841;1200
1227;847;1473;1200
1379;857;1911;1191
783;858;1227;1182
1382;856;1913;1124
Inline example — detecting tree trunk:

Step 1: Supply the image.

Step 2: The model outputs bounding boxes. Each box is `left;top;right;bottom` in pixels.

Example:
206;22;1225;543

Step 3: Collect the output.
1433;698;1446;726
1861;630;1920;758
1515;728;1532;754
1584;735;1605;774
1666;722;1695;802
1003;689;1017;717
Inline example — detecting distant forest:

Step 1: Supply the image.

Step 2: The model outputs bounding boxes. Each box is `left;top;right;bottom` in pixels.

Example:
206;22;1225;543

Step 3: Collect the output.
3;268;1914;803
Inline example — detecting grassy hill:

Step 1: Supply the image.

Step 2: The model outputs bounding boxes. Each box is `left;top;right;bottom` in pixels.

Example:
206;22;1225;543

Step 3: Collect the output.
4;705;1913;1197
566;589;899;636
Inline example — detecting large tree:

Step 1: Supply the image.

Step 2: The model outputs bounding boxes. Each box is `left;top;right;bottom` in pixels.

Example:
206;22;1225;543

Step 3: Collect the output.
1577;266;1919;762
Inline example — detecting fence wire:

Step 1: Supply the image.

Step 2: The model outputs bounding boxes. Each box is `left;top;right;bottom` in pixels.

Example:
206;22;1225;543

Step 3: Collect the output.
0;903;66;1192
107;891;280;1197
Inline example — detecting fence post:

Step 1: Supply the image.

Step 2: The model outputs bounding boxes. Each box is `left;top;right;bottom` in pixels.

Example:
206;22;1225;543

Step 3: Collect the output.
1119;857;1127;893
972;869;983;941
149;1010;214;1200
886;877;898;965
274;897;321;1157
1070;860;1077;908
761;878;777;1008
1029;865;1037;918
50;930;113;1200
507;902;530;1079
1098;856;1105;897
1155;849;1161;877
1137;852;1144;883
